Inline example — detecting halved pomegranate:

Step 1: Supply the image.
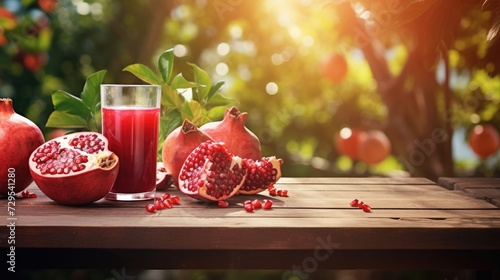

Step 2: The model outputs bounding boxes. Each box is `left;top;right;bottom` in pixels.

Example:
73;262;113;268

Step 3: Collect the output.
29;132;119;205
162;119;213;183
178;141;247;201
239;156;283;195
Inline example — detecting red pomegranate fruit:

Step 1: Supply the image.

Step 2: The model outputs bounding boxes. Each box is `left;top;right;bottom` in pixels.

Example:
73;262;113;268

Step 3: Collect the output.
156;161;173;190
239;157;283;195
178;141;247;201
29;132;119;205
162;119;213;183
469;124;500;158
0;98;45;196
200;106;261;160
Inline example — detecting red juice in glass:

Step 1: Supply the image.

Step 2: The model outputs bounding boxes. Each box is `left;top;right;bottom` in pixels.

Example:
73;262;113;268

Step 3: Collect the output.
102;107;160;195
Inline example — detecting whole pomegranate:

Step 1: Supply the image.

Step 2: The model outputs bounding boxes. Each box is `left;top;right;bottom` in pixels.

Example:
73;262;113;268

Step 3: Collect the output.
334;127;366;160
239;157;283;195
200;106;261;160
358;130;391;165
320;53;348;83
0;98;45;196
469;124;500;158
178;141;247;201
29;132;119;205
162;119;213;183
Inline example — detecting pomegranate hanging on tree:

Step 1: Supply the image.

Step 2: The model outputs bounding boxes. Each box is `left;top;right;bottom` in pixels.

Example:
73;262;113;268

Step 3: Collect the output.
0;98;45;196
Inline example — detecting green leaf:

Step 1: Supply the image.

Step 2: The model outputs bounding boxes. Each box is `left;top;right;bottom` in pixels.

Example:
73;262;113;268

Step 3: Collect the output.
46;111;88;129
161;85;185;109
161;110;183;139
158;49;174;83
206;81;225;102
81;70;107;113
123;64;162;85
51;90;90;116
171;73;198;90
206;106;228;121
206;93;237;108
181;100;204;125
188;62;212;101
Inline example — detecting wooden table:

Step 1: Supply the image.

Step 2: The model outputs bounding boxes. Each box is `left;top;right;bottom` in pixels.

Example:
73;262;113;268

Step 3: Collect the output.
2;177;500;273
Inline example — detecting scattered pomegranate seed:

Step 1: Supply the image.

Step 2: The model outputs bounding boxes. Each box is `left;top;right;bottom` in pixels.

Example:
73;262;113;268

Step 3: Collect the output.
262;199;273;210
162;193;171;200
277;190;283;196
146;204;156;213
252;199;262;209
350;199;359;207
169;195;181;205
269;189;277;196
350;199;372;213
218;201;229;208
19;190;37;198
268;185;275;191
362;204;372;213
244;203;254;213
162;199;173;209
281;190;288;197
154;200;165;210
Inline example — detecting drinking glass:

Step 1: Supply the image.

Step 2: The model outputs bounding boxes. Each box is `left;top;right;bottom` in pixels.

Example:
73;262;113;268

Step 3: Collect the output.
101;84;161;201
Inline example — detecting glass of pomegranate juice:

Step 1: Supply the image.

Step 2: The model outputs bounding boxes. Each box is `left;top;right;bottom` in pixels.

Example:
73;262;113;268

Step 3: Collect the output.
101;84;161;201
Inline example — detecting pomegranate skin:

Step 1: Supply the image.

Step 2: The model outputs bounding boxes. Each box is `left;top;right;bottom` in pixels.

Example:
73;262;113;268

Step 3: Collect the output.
200;106;261;160
0;98;45;196
162;119;213;184
30;163;119;205
29;132;119;205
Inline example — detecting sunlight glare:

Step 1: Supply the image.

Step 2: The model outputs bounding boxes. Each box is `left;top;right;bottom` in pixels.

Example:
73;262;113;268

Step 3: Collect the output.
266;82;279;95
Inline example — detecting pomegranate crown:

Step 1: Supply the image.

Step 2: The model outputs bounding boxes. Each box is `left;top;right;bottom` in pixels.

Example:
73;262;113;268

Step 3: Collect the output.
0;98;15;116
226;106;247;123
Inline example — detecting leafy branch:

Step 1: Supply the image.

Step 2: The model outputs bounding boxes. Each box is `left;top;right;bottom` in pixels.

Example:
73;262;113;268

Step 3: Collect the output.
123;48;235;150
45;48;235;158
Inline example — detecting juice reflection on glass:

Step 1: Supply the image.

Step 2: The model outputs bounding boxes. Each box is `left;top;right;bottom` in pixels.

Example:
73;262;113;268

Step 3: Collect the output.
101;84;161;201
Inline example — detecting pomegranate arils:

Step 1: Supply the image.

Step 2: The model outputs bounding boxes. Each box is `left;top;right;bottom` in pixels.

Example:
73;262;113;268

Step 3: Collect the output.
146;204;156;213
350;198;372;213
244;203;254;213
218;200;229;208
169;195;181;205
252;199;262;209
262;199;273;210
19;190;37;198
362;204;372;213
69;133;105;154
162;199;173;209
239;156;283;195
350;199;359;207
178;141;247;201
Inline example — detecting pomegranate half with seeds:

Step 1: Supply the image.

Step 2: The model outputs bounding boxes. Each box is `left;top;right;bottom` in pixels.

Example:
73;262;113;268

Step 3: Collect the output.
178;141;247;201
29;132;119;205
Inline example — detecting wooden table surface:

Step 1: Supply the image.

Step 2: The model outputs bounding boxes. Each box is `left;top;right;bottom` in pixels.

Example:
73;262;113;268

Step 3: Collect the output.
2;177;500;271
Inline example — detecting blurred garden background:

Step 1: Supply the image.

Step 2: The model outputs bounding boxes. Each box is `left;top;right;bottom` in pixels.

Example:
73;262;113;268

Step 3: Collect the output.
1;0;500;183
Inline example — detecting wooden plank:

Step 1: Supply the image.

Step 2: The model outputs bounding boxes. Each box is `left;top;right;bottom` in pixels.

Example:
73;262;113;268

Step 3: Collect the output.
12;189;496;209
438;177;500;190
12;220;500;250
12;206;500;219
278;177;435;185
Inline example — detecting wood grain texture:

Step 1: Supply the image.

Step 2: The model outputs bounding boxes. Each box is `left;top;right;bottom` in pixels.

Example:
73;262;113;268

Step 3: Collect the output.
1;177;500;270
